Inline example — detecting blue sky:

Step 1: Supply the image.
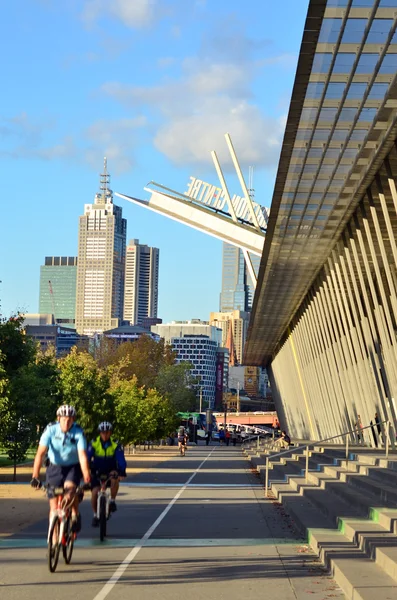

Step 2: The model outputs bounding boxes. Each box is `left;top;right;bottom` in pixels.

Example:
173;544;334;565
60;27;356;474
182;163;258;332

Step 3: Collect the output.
1;0;308;323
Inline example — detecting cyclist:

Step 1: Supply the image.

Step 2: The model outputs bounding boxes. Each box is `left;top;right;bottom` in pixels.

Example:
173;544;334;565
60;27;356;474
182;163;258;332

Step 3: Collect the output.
30;405;91;533
177;425;188;456
88;421;127;527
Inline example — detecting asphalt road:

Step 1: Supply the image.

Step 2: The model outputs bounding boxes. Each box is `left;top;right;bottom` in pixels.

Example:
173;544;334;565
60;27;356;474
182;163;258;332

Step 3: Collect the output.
0;446;346;600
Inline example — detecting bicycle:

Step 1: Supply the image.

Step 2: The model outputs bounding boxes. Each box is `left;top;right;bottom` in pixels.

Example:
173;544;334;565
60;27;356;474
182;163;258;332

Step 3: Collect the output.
178;437;187;456
95;473;119;542
45;484;88;573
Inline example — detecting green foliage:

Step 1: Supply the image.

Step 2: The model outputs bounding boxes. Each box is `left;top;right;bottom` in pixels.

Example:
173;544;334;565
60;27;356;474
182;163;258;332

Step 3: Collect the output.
0;314;35;375
102;336;176;388
0;318;60;468
58;347;113;439
155;362;198;412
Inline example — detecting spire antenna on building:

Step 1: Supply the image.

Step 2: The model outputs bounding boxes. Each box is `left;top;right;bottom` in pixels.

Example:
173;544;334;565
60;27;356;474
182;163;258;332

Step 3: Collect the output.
100;156;112;201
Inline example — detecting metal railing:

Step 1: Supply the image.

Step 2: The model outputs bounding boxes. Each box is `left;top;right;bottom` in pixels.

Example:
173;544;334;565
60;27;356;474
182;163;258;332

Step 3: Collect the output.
261;419;392;497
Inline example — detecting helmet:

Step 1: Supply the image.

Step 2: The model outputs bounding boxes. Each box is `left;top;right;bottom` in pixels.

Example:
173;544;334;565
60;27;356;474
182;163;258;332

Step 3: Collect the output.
98;421;113;432
56;405;76;417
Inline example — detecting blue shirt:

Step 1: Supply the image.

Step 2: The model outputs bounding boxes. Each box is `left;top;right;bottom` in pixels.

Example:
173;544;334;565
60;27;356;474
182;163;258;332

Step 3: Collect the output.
39;422;87;466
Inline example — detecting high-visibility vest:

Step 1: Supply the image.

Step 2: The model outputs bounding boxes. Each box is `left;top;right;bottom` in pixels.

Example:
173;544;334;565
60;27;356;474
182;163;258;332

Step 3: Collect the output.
91;436;118;457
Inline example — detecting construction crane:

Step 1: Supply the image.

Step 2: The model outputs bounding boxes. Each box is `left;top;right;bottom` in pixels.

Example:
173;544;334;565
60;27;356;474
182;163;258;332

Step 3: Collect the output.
48;280;56;321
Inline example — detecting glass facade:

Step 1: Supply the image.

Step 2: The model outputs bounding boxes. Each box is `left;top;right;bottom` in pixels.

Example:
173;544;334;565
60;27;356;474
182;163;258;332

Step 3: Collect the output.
220;243;260;312
39;257;77;324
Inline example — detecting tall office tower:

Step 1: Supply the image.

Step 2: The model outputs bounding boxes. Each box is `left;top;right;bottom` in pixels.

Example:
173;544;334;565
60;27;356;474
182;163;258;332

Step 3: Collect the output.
219;243;260;312
123;239;159;326
75;159;127;336
39;257;77;324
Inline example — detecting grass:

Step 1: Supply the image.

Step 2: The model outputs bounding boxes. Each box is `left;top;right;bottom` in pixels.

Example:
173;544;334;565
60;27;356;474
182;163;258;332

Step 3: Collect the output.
0;448;36;468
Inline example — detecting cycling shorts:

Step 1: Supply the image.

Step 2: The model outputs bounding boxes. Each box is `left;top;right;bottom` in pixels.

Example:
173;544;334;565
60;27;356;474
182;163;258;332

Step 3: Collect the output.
91;470;119;489
45;463;82;498
178;437;186;445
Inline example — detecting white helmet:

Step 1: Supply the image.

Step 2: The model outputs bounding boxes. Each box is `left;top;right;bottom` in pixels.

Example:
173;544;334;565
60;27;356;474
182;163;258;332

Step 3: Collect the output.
98;421;113;432
57;405;76;417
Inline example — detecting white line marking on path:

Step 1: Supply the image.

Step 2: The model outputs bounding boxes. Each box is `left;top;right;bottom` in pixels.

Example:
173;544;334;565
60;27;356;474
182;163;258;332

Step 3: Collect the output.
93;447;216;600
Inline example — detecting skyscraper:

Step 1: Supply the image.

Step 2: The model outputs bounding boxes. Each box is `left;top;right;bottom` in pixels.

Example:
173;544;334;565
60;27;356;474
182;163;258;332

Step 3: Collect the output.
123;239;159;326
39;256;77;324
75;159;127;336
219;243;260;312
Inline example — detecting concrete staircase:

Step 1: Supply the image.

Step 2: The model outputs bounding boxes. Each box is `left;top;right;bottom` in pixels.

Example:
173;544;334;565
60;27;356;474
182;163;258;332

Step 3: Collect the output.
244;440;397;599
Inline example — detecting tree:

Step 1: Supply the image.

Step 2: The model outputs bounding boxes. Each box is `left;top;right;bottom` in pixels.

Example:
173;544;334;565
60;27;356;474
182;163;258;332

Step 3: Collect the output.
155;362;198;412
111;378;143;446
104;337;176;388
58;347;113;439
0;315;35;375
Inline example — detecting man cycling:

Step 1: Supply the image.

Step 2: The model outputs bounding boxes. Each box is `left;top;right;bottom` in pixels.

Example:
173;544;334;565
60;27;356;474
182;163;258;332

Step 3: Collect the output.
30;405;91;533
88;421;127;527
177;425;188;456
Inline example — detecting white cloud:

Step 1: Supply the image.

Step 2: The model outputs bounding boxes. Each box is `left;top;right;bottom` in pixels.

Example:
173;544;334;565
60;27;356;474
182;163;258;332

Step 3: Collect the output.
83;116;148;174
101;50;289;171
82;0;157;29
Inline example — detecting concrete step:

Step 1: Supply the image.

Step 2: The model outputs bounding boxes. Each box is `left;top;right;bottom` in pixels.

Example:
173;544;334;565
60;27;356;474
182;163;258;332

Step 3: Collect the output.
309;528;397;599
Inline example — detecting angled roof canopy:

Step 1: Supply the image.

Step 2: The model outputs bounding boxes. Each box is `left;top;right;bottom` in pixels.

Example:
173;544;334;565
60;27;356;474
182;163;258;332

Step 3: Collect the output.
245;0;397;366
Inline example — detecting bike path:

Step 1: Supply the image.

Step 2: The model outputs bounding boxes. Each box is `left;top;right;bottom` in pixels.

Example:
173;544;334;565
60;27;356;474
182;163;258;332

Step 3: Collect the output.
0;446;346;600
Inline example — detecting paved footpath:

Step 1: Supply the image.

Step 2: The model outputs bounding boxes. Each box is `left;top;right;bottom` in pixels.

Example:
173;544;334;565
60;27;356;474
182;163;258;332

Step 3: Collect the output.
0;446;345;600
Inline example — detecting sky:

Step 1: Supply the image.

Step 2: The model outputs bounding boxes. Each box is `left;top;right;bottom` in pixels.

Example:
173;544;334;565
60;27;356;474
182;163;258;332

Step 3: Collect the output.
1;0;309;323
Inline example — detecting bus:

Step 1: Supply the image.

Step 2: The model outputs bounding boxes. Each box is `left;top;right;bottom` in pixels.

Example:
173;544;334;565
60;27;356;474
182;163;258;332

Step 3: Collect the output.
177;412;218;440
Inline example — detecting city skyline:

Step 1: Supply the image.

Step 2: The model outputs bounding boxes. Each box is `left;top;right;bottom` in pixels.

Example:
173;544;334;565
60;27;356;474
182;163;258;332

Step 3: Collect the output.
0;1;308;323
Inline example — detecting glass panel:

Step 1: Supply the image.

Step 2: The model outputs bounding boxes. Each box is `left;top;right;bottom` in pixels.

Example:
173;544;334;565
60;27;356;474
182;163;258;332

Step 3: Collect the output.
312;129;330;141
380;0;397;6
302;165;318;174
312;53;333;73
356;53;379;74
341;148;360;158
296;129;312;141
308;148;324;158
319;19;343;44
325;148;341;159
350;129;368;140
342;19;367;44
305;82;325;99
331;129;349;141
300;108;318;121
347;82;367;99
320;205;334;210
325;82;346;99
366;20;393;44
352;0;376;5
333;53;356;73
367;82;389;99
291;148;307;159
327;0;348;5
358;107;378;121
379;54;397;74
338;107;358;121
319;107;338;120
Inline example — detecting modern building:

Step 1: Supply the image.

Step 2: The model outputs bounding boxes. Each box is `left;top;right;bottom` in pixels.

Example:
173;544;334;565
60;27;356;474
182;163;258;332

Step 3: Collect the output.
75;159;127;336
123;239;159;326
209;310;250;365
23;313;54;326
172;334;218;409
151;320;222;346
24;324;84;356
39;256;77;325
141;316;162;331
244;0;397;443
219;243;261;313
103;324;159;345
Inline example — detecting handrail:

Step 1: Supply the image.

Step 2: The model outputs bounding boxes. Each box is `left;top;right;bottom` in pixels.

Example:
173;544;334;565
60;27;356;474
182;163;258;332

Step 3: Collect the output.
263;419;392;498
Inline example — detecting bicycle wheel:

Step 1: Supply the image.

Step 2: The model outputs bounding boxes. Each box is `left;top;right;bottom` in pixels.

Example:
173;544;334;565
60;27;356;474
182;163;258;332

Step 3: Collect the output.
62;518;74;564
99;495;107;541
48;515;61;573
